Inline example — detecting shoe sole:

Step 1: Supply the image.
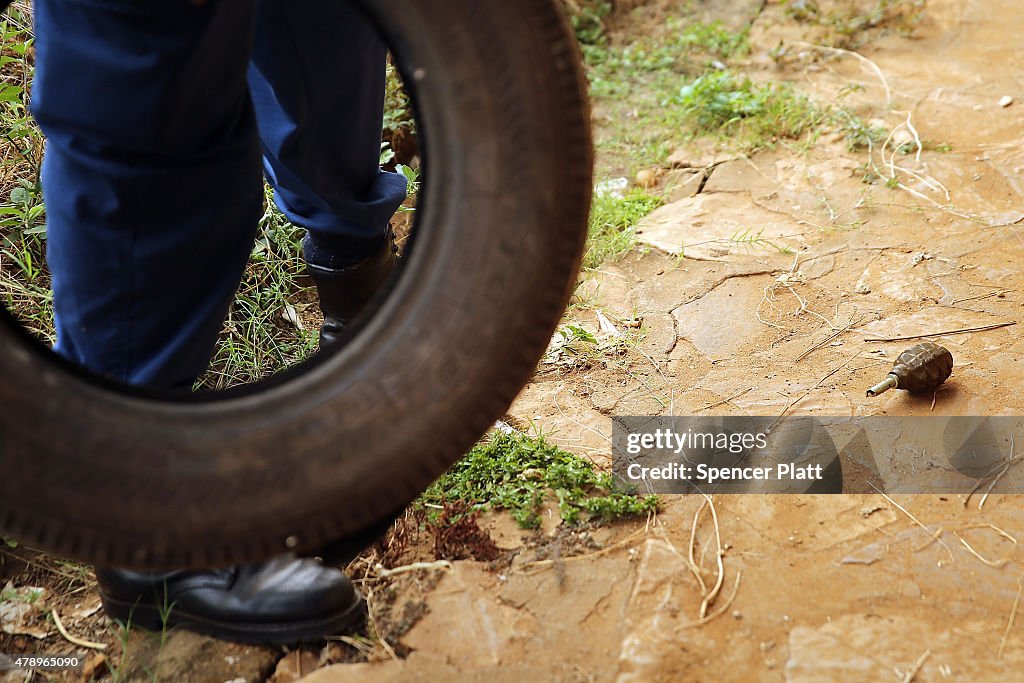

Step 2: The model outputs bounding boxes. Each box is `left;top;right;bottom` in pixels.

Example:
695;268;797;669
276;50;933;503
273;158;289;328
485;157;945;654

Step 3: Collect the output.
99;590;367;645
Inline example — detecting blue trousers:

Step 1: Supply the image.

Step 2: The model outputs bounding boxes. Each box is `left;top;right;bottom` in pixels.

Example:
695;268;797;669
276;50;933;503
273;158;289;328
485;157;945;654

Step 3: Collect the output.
31;0;408;389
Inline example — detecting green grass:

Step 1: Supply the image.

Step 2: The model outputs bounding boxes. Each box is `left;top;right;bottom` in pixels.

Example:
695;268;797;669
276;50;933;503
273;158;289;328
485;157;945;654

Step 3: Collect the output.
566;0;613;46
0;13;50;342
585;189;662;269
196;187;319;390
109;610;136;683
421;430;658;529
383;59;413;138
783;0;925;49
834;107;889;151
585;19;749;83
671;69;825;147
583;20;759;175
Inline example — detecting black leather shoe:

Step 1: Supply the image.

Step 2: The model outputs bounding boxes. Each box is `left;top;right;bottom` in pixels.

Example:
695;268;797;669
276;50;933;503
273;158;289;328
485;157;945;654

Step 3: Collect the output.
95;555;365;644
305;225;399;353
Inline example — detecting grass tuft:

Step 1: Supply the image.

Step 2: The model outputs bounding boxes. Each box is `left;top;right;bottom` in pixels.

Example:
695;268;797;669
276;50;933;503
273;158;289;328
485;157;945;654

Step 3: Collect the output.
783;0;926;49
566;0;612;46
421;430;658;529
585;189;662;269
672;70;824;147
1;14;50;342
585;20;749;76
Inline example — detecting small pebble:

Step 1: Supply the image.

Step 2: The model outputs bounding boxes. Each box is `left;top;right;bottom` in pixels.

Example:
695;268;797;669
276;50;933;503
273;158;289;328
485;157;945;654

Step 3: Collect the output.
635;168;660;189
1000;95;1014;108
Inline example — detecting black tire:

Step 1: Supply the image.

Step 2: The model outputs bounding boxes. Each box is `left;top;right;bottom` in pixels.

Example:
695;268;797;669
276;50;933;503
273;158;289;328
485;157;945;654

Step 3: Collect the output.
0;0;592;568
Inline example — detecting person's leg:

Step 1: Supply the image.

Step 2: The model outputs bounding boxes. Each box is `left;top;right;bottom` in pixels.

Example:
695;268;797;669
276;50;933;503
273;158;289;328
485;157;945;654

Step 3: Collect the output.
249;0;407;265
31;0;365;642
32;0;264;389
248;0;408;350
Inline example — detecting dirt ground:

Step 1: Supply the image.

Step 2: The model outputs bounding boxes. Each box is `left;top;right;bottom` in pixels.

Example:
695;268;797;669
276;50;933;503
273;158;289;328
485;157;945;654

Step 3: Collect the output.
5;0;1024;681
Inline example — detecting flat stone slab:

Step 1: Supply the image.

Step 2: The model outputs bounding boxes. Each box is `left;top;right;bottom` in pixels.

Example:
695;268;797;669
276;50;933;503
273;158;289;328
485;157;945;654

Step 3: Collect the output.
672;274;772;359
635;193;801;261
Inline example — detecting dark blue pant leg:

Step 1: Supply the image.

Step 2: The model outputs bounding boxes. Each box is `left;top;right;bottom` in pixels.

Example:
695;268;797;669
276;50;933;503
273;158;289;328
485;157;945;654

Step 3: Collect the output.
248;0;407;267
32;0;263;389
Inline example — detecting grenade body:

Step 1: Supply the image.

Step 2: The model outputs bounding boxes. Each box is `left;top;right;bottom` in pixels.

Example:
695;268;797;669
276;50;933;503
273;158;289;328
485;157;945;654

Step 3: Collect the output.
866;341;953;397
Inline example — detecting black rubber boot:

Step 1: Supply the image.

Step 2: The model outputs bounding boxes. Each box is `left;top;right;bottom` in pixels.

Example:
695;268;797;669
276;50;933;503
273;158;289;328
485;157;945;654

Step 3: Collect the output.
304;226;399;353
95;554;365;644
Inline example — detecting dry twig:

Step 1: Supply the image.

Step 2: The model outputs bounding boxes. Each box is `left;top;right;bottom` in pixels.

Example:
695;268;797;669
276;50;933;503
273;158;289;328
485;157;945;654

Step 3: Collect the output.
998;572;1024;658
363;585;398;661
686;498;710;596
519;527;648;575
675;572;743;631
868;483;955;563
374;560;453;578
963;435;1020;510
51;609;106;651
775;351;862;421
951;289;1012;305
793;42;892;104
696;387;752;413
863;321;1015;342
795;315;868;362
698;494;725;619
896;649;930;683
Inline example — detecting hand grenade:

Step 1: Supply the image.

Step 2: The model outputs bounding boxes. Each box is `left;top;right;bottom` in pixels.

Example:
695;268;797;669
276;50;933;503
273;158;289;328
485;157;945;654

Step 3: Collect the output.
866;341;953;397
